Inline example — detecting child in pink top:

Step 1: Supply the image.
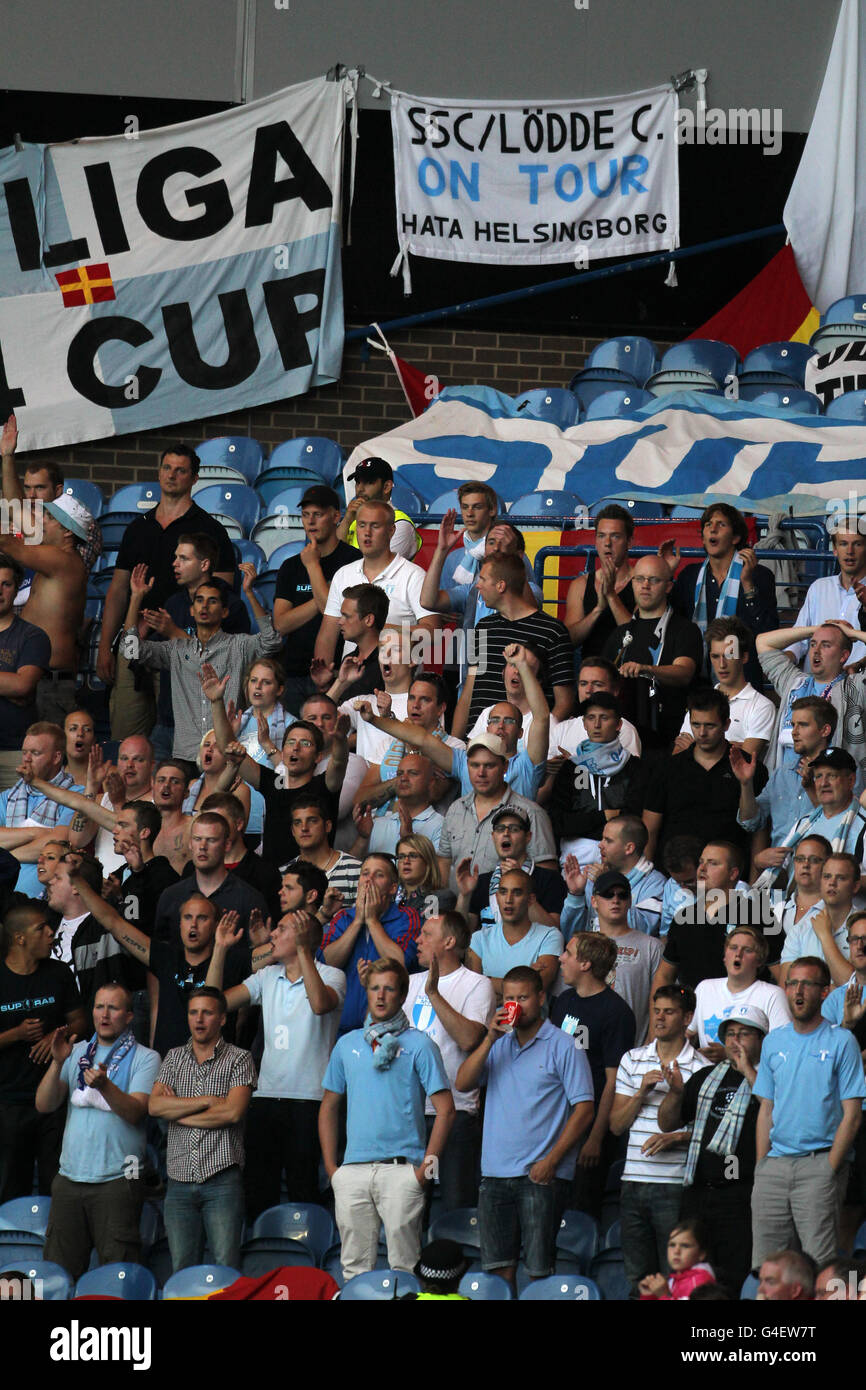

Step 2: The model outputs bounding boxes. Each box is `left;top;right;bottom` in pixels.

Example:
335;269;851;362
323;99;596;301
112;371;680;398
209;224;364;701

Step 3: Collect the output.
639;1219;716;1300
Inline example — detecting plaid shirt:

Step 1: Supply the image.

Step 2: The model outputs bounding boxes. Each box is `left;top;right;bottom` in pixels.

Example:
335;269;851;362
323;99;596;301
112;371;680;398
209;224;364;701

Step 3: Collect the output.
156;1037;256;1184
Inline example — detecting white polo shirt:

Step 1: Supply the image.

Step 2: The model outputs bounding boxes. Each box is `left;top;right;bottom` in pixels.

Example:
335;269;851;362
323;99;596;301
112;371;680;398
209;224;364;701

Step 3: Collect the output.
679;682;776;745
244;961;347;1100
324;553;436;648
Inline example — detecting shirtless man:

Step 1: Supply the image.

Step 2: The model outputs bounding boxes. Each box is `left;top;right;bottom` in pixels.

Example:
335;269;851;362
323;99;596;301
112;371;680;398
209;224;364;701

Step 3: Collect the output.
150;762;194;875
0;415;89;722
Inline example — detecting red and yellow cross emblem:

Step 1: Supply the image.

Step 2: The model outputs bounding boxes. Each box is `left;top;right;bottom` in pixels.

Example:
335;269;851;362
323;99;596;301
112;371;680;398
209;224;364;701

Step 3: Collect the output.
55;263;115;307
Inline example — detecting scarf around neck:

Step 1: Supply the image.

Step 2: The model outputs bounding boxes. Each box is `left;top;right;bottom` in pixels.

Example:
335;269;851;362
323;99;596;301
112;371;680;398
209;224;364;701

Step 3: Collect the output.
72;1028;137;1110
692;552;743;630
571;737;630;777
364;1008;410;1069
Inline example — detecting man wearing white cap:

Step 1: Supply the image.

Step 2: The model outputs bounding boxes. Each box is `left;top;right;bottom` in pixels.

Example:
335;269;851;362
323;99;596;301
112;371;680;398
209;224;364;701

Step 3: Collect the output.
0;490;92;723
657;1003;768;1294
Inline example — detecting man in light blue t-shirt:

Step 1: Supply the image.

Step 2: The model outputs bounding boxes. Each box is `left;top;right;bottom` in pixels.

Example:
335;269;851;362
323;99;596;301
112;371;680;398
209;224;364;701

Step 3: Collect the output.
752;953;866;1269
35;981;160;1279
319;957;454;1282
467;868;563;1001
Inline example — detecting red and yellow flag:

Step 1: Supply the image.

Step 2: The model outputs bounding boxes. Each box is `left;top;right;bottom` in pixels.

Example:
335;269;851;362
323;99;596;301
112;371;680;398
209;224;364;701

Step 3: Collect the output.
687;244;819;358
55;262;115;307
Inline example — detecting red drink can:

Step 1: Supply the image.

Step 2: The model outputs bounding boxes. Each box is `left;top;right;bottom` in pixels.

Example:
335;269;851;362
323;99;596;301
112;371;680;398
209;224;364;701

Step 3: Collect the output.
502;1001;522;1027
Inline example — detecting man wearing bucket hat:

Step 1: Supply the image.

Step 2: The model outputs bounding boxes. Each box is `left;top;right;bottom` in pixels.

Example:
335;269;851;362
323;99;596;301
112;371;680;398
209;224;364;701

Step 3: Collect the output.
658;1003;769;1294
338;458;421;560
0;490;92;723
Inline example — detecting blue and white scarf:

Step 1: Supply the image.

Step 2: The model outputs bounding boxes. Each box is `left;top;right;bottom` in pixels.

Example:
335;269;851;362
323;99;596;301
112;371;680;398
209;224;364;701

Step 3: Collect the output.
570;738;630;777
364;1009;410;1070
692;553;743;632
683;1061;753;1186
239;702;291;765
6;768;76;829
451;532;488;589
752;795;864;894
72;1028;137;1111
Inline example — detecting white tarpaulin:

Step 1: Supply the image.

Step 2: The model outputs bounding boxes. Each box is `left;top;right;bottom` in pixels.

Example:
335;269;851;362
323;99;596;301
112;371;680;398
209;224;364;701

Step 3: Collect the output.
0;77;347;450
390;84;679;291
784;0;866;311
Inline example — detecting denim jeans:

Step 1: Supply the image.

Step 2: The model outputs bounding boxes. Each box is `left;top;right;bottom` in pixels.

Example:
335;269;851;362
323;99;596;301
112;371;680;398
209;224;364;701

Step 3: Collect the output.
479;1175;570;1277
148;722;175;766
164;1165;244;1272
619;1180;683;1296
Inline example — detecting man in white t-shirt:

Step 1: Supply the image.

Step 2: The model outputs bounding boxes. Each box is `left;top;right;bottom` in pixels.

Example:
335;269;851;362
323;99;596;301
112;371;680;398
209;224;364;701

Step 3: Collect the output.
689;925;790;1056
205;885;346;1217
675;617;776;760
610;983;707;1296
315;501;438;667
405;912;495;1211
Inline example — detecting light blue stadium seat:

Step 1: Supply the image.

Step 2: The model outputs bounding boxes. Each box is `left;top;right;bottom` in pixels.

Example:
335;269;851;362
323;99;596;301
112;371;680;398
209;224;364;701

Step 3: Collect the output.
192;484;260;537
514;387;581;429
740;1272;759;1299
810;293;866;354
233;539;267;572
192;466;247;492
741;340;815;385
0;1260;71;1300
584;388;654;419
268;437;343;485
252;516;304;560
824;392;866;421
163;1264;240;1299
519;1274;602;1300
655;339;740;386
340;1269;420;1300
196;436;266;483
749;388;823;415
390;481;426;517
0;1235;44;1264
583;336;659;385
265;486;307;519
241;1203;335;1274
601;1219;621;1251
589;1249;630;1300
104;482;160;515
427;1207;482;1259
589;497;666;520
510;491;586;521
573;375;640;412
62;480;104;518
555;1210;599;1272
74;1262;158;1300
459;1269;514;1300
0;1197;51;1234
257;465;330;504
249;571;278;616
267;541;306;571
670;504;704;518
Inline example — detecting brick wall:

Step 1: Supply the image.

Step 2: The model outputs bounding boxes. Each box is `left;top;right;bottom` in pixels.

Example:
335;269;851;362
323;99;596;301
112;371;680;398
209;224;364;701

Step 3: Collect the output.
21;326;630;493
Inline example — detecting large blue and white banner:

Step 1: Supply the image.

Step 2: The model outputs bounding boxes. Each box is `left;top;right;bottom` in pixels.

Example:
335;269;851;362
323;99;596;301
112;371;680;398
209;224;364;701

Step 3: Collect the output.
0;78;347;450
346;386;866;515
390;84;679;289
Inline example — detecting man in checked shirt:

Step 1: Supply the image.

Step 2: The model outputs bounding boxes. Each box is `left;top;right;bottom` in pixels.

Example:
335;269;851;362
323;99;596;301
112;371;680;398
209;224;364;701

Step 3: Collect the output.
149;983;256;1272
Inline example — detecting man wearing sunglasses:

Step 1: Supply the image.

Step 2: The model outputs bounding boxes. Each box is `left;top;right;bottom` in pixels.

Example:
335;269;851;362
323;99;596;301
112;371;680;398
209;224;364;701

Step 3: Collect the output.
751;954;866;1269
583;870;662;1046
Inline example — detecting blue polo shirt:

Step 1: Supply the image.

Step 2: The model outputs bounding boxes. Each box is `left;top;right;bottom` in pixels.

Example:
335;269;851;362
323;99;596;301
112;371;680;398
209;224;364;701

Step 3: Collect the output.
753;1019;866;1157
323;1026;450;1165
479;1019;593;1178
451;744;546;800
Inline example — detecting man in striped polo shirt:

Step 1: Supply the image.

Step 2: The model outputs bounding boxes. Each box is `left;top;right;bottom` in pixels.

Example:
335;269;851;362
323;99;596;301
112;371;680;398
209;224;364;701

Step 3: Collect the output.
610;984;708;1297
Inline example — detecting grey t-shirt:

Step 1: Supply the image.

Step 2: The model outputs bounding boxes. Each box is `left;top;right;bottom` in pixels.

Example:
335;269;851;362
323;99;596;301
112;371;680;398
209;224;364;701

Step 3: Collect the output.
607;928;663;1045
